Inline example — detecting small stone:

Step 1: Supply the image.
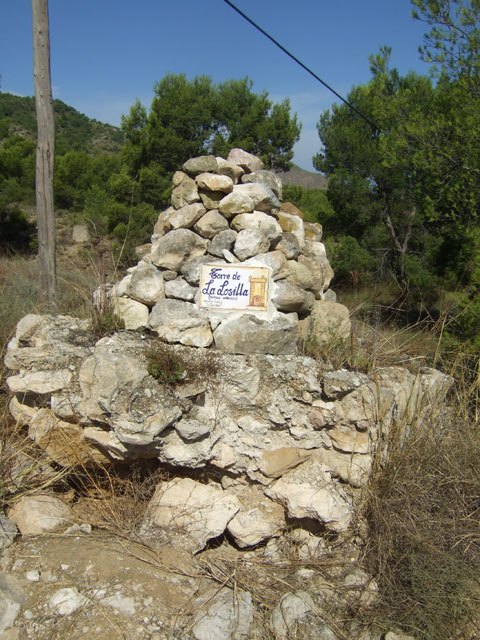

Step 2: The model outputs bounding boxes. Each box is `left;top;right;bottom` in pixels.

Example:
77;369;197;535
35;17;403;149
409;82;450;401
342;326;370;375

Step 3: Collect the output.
72;224;90;243
126;262;165;306
259;447;311;479
271;591;315;640
192;588;254;640
275;233;301;259
49;587;88;616
8;495;74;535
175;418;210;442
272;281;315;314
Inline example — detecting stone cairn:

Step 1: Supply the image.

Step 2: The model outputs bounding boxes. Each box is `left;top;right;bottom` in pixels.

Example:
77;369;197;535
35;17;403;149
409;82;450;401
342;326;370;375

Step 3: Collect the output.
4;149;452;559
109;147;350;353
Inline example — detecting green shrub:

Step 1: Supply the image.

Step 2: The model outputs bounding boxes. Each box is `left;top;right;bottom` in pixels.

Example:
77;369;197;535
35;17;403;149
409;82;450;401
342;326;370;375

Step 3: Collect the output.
0;202;36;254
325;235;376;286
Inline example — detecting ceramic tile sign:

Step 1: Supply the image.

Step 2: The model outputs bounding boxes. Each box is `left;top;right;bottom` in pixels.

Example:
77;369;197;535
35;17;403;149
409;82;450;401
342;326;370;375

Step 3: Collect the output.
199;264;270;311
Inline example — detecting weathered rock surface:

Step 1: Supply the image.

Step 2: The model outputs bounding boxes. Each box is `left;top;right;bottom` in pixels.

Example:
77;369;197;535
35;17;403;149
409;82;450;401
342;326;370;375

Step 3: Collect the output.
146;478;240;552
8;495;75;535
191;588;254;640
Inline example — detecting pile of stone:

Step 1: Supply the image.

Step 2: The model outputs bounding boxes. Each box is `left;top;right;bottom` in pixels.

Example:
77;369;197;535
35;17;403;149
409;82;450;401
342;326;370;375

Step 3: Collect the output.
109;148;349;354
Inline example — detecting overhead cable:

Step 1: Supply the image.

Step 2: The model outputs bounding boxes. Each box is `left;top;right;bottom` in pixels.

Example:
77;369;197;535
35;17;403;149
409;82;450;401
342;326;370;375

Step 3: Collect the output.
223;0;380;132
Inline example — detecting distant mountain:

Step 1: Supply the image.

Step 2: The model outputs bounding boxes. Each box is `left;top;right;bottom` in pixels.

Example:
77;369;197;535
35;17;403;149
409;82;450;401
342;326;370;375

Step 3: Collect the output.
278;165;327;189
0;92;124;154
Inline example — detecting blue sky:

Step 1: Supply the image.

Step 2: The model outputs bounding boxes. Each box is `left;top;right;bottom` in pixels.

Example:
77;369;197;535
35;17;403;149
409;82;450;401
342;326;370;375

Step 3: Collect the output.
0;1;430;170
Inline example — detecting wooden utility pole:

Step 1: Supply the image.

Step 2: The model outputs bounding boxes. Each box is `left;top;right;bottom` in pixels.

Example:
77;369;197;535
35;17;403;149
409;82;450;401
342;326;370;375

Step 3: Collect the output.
32;0;56;304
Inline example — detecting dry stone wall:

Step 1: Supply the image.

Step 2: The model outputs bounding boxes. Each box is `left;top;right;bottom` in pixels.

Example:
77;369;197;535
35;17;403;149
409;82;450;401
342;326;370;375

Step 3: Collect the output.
4;313;452;553
108;148;348;355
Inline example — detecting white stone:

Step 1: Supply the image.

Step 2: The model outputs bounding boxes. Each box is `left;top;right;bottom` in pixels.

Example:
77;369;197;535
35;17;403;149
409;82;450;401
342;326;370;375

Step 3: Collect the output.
195;172;234;193
277;211;305;248
233;229;271;260
72;224;90;243
227;148;264;172
101;593;136;615
271;591;315;639
169;202;205;229
8;495;74;535
192;588;254;640
241;170;282;198
6;369;72;394
213;313;298;355
147;478;241;552
113;297;149;330
230;211;282;242
149;299;213;348
150;229;207;270
194;210;229;239
175;418;211;442
164;277;198;302
265;459;353;532
216;157;244;182
49;588;88;616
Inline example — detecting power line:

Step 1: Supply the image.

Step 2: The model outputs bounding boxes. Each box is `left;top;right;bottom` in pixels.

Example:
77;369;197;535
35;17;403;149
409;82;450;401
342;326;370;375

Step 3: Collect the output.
223;0;380;132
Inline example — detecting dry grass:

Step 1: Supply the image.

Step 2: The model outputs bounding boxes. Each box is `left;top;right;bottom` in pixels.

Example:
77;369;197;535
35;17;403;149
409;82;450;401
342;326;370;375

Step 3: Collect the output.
362;373;480;639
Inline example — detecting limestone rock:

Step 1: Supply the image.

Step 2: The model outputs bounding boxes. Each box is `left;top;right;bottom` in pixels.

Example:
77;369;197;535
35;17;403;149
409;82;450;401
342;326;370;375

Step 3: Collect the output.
8;495;74;535
195;172;234;193
164;277;198;302
315;449;372;488
305;301;351;348
277;211;305;248
230;211;282;242
175;418;211;442
48;587;88;616
6;369;72;395
213;313;298;355
265;459;353;532
126;262;165;306
199;189;224;209
72;224;90;243
149;299;213;348
285;260;314;290
241;169;282;198
275;232;301;259
259;447;311;479
158;430;215;469
271;591;316;640
280;201;304;218
0;515;17;552
152;208;173;238
150;229;207;270
227;148;264;172
0;574;24;633
227;494;285;548
329;428;370;454
113;296;149;330
194;210;230;238
216;157;245;182
323;369;370;399
169;202;206;230
297;255;334;297
233;228;271;260
218;188;255;217
272;281;315;314
146;478;241;552
207;229;238;257
8;396;37;426
183;155;218;175
192;588;254;640
181;255;222;286
243;250;288;277
171;174;200;209
304;221;323;242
